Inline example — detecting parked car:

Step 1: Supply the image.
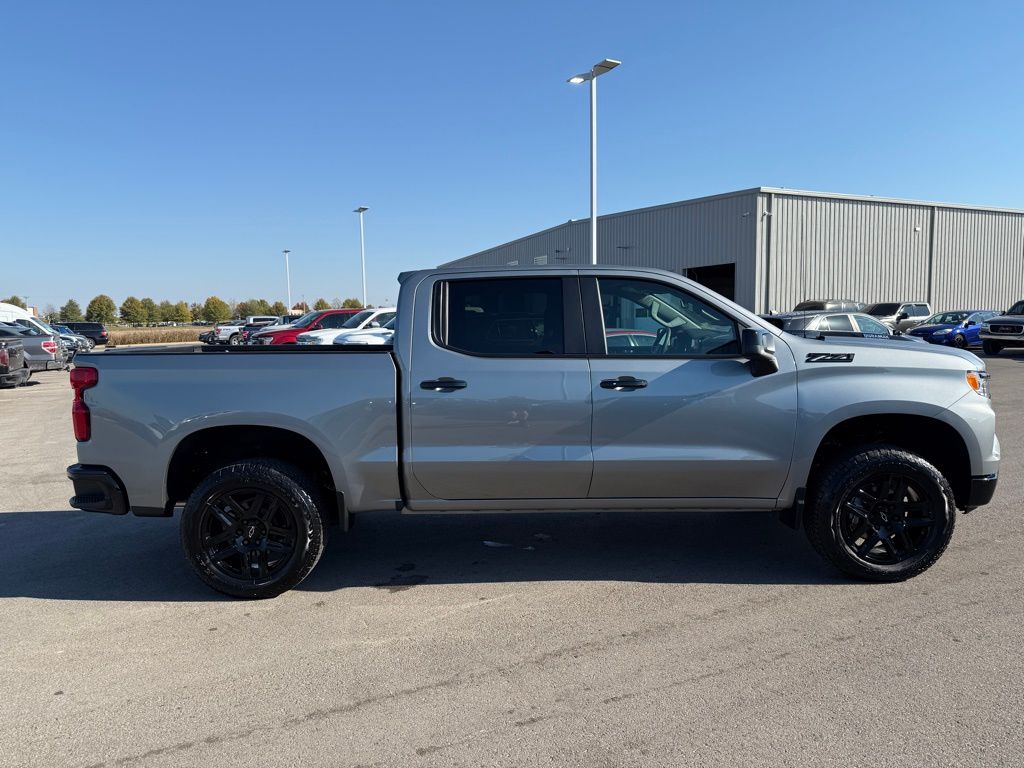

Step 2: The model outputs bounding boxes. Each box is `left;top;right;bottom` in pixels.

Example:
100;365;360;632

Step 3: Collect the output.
907;310;1000;349
760;311;923;342
67;265;998;598
862;302;932;331
296;308;397;345
248;309;361;345
54;324;94;350
209;316;279;345
198;330;215;344
239;317;287;344
63;322;109;346
979;299;1024;356
0;337;29;387
333;316;398;346
0;322;65;371
792;299;865;312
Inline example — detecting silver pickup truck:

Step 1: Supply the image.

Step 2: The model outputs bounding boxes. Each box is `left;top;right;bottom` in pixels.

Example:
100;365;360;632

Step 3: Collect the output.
67;266;1000;598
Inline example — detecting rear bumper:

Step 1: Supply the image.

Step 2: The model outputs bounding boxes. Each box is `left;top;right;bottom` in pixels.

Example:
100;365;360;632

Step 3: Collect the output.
67;464;129;515
966;474;998;511
0;368;29;387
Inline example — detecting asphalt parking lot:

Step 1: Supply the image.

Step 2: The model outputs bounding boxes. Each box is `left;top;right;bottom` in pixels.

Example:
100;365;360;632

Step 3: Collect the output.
2;359;1023;768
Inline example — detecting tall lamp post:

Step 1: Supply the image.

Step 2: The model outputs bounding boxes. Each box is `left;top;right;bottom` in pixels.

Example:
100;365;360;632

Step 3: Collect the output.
282;249;292;310
567;58;621;265
354;206;369;307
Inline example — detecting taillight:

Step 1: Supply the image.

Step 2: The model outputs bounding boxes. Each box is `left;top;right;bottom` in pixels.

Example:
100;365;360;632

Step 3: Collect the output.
0;347;8;367
42;339;58;355
70;367;99;441
100;330;108;337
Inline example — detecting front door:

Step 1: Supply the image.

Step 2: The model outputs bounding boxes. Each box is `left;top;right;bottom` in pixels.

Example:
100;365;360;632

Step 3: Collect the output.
584;275;797;502
407;275;593;502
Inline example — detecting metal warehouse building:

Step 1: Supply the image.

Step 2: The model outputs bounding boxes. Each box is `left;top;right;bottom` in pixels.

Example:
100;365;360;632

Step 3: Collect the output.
443;187;1024;314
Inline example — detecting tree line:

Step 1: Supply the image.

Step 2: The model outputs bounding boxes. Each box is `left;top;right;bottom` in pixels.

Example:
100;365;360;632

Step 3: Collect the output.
2;294;367;325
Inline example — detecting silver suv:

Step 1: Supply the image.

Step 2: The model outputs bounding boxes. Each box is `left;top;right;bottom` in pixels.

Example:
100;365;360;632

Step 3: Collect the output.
864;302;932;331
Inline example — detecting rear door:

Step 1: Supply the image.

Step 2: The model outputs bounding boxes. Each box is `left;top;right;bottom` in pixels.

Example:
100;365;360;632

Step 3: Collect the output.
583;274;797;503
406;274;593;502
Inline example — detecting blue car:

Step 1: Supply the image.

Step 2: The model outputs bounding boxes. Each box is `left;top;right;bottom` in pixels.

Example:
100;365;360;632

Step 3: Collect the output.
908;310;1000;349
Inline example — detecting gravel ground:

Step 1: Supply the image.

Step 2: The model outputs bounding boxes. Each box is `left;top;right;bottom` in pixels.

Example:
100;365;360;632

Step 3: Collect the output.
1;358;1022;768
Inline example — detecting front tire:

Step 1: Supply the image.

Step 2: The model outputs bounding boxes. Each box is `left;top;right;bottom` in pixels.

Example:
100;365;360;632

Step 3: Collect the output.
180;460;326;598
805;447;955;582
951;333;967;349
982;340;1002;356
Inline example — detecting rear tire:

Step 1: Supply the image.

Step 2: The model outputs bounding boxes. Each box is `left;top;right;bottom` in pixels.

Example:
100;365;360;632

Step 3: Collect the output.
982;340;1002;356
805;447;955;582
180;460;327;598
228;334;241;346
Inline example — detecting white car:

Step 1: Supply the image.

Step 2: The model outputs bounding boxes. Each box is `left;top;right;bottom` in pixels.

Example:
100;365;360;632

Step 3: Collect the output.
296;307;396;345
333;316;396;345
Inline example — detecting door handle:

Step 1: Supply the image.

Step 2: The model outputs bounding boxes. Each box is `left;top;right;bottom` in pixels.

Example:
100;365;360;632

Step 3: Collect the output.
420;377;468;392
600;376;648;390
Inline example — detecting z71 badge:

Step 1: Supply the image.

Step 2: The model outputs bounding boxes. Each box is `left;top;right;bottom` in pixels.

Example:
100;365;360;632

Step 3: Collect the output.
806;352;855;363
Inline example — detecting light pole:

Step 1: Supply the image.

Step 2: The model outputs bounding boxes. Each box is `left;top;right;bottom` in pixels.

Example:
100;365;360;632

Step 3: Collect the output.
282;249;292;310
354;206;368;307
567;58;620;265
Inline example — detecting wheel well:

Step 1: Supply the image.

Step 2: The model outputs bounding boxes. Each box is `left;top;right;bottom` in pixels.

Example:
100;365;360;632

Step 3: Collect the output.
166;426;341;525
809;415;972;509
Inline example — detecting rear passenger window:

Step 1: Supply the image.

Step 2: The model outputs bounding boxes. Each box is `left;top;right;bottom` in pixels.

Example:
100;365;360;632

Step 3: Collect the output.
820;314;855;332
441;278;564;356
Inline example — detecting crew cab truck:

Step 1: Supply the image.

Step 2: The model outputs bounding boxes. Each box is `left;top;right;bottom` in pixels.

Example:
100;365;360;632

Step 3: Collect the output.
980;300;1024;356
67;266;1000;598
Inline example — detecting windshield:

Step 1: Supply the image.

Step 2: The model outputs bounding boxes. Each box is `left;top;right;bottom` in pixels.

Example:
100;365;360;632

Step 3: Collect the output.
341;310;373;329
288;311;320;327
925;312;968;325
864;303;899;316
1008;301;1024;315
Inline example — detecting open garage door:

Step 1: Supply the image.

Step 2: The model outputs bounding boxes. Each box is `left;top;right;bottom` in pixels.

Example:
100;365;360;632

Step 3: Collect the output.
685;263;735;301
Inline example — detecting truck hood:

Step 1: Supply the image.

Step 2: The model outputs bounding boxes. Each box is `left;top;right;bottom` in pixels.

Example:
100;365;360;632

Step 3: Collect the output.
984;314;1024;325
786;332;982;371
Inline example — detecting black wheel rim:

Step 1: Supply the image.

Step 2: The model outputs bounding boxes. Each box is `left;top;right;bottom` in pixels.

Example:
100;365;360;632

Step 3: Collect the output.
953;335;966;348
837;471;943;566
198;487;299;584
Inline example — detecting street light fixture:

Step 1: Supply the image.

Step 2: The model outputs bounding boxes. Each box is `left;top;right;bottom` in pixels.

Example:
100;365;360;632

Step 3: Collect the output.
282;250;292;310
353;206;369;307
567;58;621;265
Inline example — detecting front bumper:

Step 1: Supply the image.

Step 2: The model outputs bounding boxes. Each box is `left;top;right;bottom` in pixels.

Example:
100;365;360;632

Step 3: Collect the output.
67;464;129;515
980;330;1024;346
966;474;998;511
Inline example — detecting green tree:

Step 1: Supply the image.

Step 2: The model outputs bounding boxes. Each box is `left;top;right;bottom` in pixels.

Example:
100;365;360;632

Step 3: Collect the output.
172;301;192;323
270;301;288;316
313;297;330;310
202;296;231;322
60;299;83;322
340;297;363;309
2;295;27;309
158;300;175;322
85;295;118;324
120;296;146;325
292;301;309;312
140;297;158;324
189;302;203;321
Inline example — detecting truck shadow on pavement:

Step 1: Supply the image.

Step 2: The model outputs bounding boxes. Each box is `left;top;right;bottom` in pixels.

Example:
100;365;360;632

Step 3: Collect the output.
0;508;843;602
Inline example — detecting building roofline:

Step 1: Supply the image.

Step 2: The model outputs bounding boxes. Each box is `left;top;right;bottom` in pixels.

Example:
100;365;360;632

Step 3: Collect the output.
446;186;1024;266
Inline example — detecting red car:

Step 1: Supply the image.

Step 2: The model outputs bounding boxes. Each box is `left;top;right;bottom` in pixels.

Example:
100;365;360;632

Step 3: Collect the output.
248;309;361;345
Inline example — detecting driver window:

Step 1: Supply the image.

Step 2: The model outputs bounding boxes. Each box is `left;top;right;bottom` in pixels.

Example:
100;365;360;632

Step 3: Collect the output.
597;277;740;356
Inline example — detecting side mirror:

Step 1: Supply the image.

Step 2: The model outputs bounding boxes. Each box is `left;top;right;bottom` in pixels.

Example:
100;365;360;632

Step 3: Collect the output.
742;328;779;377
965;320;975;327
369;321;381;328
311;323;321;330
896;312;909;321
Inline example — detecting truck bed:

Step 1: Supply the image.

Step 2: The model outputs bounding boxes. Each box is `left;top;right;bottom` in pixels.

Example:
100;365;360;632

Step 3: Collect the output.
75;347;401;514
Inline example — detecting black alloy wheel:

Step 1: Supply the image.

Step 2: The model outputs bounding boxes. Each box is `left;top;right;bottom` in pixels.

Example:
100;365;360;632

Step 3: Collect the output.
806;447;955;582
951;333;967;349
198;488;298;583
181;460;327;598
835;471;943;566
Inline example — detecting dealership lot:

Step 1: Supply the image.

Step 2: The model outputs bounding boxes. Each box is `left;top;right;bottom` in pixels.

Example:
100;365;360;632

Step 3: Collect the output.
2;362;1023;767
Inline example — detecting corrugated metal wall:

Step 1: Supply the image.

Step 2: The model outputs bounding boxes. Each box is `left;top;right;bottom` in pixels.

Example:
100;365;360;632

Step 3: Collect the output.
759;193;932;313
931;208;1024;311
448;188;1024;315
446;191;761;308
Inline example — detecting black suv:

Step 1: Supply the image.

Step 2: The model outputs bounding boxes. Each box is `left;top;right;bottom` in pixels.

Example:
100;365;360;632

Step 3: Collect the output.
63;322;109;346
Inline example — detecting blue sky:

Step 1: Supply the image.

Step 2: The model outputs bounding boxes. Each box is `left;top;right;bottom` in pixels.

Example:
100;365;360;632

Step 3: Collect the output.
2;0;1022;310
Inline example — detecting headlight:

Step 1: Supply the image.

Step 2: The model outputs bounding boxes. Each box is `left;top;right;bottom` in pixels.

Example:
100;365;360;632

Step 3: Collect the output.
296;336;319;345
966;370;991;398
933;328;951;335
